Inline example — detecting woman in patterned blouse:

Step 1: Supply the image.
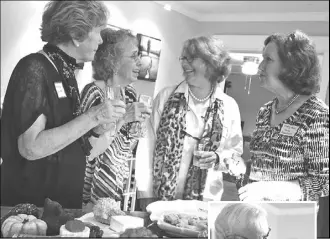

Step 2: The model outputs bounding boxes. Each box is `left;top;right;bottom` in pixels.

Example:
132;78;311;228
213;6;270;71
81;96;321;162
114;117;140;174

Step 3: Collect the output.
80;28;151;206
238;30;329;202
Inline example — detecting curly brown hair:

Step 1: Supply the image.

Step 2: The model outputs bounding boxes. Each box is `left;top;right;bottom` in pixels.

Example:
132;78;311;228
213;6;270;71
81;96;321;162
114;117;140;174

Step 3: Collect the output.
92;28;138;82
182;35;231;85
40;0;109;44
264;30;321;95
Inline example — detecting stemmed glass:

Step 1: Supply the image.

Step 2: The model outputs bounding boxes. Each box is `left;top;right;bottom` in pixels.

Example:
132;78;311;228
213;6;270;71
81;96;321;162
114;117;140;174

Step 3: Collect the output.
136;94;152;137
105;85;126;136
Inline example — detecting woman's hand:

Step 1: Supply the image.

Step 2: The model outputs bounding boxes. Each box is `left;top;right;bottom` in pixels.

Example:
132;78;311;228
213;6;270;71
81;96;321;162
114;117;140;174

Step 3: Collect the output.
87;99;126;125
223;155;246;177
88;132;114;159
238;181;302;201
198;152;218;169
123;102;151;124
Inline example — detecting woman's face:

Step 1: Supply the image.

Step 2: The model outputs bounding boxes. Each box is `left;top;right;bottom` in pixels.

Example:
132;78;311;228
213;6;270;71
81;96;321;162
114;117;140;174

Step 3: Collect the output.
75;26;104;63
180;50;209;87
116;40;141;86
258;42;283;93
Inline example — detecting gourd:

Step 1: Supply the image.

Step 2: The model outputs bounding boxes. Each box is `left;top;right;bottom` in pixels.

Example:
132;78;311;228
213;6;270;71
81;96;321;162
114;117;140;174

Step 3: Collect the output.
1;214;47;237
0;203;40;226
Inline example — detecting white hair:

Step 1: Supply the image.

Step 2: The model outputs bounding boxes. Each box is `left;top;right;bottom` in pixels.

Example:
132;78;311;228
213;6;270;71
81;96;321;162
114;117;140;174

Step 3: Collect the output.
214;203;269;239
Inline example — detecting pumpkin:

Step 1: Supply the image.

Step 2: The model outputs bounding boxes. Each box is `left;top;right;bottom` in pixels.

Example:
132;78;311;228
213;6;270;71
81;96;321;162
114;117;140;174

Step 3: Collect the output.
0;203;39;226
1;214;47;237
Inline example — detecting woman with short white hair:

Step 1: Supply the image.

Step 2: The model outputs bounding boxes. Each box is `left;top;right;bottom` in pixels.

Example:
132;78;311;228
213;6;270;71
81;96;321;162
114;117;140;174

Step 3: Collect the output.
214;203;271;239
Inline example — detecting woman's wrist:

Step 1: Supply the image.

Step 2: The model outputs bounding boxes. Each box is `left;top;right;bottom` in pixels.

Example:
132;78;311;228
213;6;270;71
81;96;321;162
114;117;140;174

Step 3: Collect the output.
84;108;100;128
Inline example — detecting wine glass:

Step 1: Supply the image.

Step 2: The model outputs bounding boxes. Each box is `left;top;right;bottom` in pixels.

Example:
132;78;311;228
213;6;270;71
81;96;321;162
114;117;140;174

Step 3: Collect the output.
137;94;152;137
105;85;126;136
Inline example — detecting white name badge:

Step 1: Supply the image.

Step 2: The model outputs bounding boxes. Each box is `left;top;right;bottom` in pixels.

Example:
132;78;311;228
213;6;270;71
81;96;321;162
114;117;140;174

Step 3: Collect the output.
280;124;299;136
54;82;66;98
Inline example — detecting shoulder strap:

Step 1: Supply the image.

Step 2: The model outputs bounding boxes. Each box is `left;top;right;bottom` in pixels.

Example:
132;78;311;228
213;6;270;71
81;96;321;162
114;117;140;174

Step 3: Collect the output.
38;50;59;73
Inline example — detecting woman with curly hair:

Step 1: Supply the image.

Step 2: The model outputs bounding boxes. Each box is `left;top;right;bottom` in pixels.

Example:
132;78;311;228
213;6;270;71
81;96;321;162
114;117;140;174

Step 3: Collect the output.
0;1;127;209
136;35;246;209
238;30;329;202
80;28;151;206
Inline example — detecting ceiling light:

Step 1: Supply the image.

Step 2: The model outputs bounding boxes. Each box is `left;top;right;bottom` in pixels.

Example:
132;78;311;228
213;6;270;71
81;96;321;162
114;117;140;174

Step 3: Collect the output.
164;4;171;11
241;56;259;95
241;56;259;76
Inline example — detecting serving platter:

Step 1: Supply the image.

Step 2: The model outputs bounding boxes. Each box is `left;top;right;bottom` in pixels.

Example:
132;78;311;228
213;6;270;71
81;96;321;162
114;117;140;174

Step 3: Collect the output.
147;200;208;222
146;200;208;237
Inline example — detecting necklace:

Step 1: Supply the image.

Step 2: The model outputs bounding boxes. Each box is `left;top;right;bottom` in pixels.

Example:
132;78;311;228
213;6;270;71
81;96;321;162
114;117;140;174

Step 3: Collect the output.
275;94;300;114
188;86;214;102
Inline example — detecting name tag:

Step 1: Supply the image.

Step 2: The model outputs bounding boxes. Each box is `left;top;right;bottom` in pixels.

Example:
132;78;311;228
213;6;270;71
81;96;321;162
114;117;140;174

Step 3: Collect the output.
54;82;66;98
280;124;299;136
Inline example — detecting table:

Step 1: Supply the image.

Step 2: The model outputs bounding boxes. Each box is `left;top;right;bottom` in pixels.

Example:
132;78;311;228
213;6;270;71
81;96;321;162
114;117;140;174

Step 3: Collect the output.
0;206;174;238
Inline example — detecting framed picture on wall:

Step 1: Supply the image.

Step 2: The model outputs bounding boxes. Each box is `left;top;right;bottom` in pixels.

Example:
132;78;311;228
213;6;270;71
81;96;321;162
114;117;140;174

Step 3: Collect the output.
136;33;161;82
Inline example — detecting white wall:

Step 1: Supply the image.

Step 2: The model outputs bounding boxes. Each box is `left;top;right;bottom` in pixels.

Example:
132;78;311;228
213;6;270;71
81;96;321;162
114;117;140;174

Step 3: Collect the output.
277;214;316;239
0;1;199;100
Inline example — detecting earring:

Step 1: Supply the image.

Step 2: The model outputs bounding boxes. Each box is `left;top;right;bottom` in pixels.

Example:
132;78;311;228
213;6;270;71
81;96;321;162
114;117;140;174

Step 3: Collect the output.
76;43;80;47
114;71;118;76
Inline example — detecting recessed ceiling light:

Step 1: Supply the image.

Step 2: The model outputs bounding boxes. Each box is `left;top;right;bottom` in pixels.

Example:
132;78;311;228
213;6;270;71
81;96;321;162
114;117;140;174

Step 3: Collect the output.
164;4;171;11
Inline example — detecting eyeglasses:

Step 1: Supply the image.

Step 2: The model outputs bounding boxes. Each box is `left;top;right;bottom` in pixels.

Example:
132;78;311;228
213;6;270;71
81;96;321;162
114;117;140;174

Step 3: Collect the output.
224;228;271;239
263;227;271;239
179;56;196;63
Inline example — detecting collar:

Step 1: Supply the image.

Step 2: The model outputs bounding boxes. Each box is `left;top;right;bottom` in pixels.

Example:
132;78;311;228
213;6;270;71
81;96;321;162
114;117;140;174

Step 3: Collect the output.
43;43;84;70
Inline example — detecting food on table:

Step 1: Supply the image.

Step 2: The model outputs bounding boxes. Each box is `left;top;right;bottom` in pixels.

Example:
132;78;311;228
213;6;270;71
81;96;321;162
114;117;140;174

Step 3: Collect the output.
87;225;103;238
163;214;180;225
0;203;40;226
1;214;47;237
82;222;104;238
109;215;144;233
198;229;208;238
65;220;85;232
93;198;125;225
120;227;158;237
59;220;90;237
41;198;74;236
163;213;208;232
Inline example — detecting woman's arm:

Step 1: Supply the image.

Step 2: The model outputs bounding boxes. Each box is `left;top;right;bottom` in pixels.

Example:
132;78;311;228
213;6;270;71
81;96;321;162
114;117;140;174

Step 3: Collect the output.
18;112;96;160
18;100;125;160
215;99;244;173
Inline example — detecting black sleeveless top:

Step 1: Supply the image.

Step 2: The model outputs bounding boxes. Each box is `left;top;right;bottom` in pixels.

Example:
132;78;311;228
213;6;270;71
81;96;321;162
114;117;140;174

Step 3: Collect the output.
1;52;86;209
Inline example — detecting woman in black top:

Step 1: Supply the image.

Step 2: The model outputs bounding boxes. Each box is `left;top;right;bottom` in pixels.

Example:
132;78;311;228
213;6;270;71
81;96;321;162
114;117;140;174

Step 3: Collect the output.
0;1;126;209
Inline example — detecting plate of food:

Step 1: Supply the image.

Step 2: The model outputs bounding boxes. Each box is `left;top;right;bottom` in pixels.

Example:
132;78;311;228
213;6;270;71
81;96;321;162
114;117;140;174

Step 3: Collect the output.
146;200;208;237
157;212;208;238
